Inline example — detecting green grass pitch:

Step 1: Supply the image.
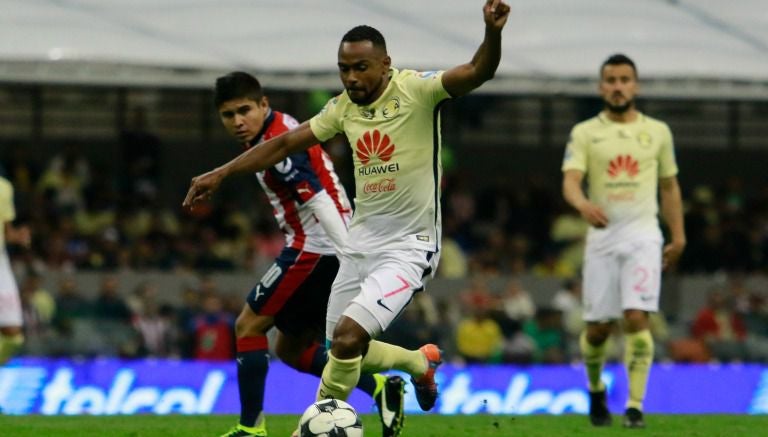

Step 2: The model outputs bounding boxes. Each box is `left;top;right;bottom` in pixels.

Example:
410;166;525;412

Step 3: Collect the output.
2;414;768;436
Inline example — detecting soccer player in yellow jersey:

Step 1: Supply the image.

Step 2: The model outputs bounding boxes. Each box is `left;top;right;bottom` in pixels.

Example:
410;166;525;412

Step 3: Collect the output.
0;174;31;413
185;0;510;427
561;54;686;429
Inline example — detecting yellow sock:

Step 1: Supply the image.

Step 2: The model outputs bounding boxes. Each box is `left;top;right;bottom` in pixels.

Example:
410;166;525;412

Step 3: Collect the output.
0;334;24;365
361;340;427;378
580;331;607;392
624;329;654;410
317;352;361;401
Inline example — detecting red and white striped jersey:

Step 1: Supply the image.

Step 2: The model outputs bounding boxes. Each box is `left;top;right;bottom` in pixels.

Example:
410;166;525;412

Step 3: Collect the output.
247;110;352;255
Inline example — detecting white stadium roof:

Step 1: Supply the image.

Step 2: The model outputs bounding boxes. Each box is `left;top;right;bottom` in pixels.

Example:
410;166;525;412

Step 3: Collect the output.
1;0;767;98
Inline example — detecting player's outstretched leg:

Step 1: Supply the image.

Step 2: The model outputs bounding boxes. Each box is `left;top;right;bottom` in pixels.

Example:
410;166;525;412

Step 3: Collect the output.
359;340;444;411
410;344;443;411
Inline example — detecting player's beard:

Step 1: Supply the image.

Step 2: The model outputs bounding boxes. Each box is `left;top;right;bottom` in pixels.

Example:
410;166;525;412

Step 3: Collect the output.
348;75;386;105
605;97;634;114
347;89;369;105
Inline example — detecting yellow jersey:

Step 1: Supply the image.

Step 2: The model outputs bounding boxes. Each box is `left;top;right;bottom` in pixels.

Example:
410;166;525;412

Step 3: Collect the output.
0;176;15;248
310;68;451;252
562;112;678;250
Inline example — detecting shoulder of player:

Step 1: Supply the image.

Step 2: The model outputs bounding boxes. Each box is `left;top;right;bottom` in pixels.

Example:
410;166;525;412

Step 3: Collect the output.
574;114;605;130
0;176;11;193
393;68;442;87
320;93;351;113
270;110;301;129
570;116;602;138
638;113;672;132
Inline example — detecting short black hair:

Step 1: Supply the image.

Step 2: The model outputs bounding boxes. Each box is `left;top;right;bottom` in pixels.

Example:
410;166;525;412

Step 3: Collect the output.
601;53;638;78
214;71;264;108
341;25;387;52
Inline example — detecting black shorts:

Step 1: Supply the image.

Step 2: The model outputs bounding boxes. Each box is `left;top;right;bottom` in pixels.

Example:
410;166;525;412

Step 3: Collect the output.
246;247;339;337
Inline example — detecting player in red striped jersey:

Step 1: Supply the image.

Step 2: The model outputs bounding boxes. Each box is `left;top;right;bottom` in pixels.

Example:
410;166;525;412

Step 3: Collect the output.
210;72;401;437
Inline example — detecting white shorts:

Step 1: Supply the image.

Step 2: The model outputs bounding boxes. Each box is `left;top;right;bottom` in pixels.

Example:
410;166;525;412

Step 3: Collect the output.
582;239;662;322
326;248;439;339
0;252;22;327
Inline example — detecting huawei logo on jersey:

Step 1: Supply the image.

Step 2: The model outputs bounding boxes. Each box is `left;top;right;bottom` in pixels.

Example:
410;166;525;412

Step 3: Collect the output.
607;154;639;178
356;129;395;165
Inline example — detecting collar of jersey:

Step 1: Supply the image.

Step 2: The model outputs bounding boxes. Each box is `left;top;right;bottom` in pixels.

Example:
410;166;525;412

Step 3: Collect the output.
598;110;644;126
247;108;275;149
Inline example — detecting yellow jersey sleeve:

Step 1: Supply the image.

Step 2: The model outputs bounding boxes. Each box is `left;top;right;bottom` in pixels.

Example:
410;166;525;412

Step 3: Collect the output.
309;95;345;142
658;123;678;178
562;125;588;173
408;70;450;108
0;177;15;223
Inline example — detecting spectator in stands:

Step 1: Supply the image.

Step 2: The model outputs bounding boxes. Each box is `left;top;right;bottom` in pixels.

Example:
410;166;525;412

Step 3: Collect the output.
125;281;158;317
175;284;202;358
455;291;503;363
52;276;92;335
551;278;584;350
134;300;179;358
92;274;139;356
680;185;720;273
499;278;536;328
119;106;161;201
189;293;235;361
531;246;576;279
37;143;90;217
523;307;567;364
691;289;747;362
438;216;469;279
20;272;56;327
92;274;132;322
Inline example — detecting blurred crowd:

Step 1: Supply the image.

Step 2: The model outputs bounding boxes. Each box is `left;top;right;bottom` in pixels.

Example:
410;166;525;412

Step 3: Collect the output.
4;143;768;364
16;268;768;366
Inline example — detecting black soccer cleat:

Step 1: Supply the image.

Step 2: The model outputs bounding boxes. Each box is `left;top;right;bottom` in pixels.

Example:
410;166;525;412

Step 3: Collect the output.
374;375;406;437
588;390;613;427
623;407;646;429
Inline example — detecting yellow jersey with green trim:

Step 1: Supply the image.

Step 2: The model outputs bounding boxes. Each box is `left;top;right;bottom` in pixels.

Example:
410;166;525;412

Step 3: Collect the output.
310;68;450;252
561;112;678;250
0;176;16;248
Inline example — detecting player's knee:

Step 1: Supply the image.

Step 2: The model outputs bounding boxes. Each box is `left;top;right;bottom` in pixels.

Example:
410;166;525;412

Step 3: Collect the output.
585;325;611;345
331;330;366;359
623;310;649;333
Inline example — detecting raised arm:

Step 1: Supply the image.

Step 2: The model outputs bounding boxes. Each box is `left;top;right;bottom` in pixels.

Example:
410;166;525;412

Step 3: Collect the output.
183;121;319;208
441;0;510;97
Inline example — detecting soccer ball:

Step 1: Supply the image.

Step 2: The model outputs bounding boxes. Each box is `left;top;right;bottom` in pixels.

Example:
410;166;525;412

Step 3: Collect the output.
298;398;363;437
